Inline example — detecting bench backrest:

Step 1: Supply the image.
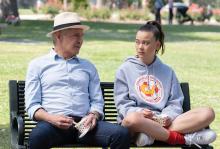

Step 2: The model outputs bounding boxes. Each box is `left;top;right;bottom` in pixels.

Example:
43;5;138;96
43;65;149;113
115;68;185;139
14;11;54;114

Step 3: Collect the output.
9;80;190;146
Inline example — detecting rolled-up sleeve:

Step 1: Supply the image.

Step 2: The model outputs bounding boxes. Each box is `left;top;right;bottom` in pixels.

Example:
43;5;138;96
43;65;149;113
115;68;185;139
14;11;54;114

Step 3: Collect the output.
25;61;42;120
88;67;104;119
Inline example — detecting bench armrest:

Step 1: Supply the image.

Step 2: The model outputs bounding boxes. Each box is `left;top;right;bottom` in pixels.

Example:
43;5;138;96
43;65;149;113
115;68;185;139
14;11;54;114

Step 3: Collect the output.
10;114;24;149
9;80;25;149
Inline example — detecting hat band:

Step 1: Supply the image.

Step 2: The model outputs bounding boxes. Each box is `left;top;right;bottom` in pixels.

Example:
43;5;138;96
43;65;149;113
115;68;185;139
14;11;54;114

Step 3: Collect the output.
53;22;81;31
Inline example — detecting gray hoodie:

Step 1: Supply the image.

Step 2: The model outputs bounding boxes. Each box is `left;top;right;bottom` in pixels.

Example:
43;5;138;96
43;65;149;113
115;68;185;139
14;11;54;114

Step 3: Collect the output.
114;56;184;123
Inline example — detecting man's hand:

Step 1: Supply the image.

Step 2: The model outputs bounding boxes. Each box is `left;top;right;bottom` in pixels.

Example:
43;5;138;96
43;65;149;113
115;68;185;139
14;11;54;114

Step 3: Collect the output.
48;115;74;129
34;108;74;129
83;112;99;130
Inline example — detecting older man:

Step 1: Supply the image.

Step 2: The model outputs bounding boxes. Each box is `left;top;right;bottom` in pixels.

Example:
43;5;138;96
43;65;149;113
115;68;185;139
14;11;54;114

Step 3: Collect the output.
25;12;130;149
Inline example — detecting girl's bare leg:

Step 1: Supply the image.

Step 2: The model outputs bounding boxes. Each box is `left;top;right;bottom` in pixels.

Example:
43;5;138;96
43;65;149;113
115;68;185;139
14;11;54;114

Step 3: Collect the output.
122;112;169;141
169;107;215;133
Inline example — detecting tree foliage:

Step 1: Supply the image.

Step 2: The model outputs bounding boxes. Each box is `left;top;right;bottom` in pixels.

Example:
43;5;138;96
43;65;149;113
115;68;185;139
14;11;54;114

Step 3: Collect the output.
71;0;88;10
0;0;19;19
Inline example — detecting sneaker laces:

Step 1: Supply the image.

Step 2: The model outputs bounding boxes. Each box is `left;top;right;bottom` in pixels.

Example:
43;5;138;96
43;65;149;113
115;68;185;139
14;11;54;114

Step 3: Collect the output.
136;133;154;146
186;132;202;149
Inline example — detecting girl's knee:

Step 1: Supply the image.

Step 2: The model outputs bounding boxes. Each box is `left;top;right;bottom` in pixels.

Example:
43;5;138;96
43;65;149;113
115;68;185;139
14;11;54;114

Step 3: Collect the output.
122;112;141;128
203;107;215;122
197;107;215;124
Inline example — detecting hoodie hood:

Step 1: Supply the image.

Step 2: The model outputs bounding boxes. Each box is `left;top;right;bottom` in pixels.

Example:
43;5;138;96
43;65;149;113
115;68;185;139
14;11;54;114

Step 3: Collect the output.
125;56;162;68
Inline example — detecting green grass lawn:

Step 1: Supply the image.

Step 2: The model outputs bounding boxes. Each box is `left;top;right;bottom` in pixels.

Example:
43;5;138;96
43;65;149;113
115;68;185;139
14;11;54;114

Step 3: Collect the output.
0;20;219;149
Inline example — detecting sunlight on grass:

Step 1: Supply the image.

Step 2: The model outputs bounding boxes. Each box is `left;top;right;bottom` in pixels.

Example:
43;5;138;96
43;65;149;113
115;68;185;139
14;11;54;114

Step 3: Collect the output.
19;8;35;15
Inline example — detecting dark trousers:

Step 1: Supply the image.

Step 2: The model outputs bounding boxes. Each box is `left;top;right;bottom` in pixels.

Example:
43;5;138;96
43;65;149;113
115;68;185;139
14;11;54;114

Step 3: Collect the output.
29;121;130;149
155;8;162;24
177;7;193;24
169;8;173;24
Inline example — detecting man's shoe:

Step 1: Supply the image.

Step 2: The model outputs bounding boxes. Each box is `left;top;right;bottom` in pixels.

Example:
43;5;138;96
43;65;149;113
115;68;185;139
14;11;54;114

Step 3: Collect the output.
136;133;154;146
184;129;216;148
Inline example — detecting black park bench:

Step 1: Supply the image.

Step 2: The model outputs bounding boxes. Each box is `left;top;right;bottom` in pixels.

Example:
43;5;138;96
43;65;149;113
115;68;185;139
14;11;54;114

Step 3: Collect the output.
9;80;214;149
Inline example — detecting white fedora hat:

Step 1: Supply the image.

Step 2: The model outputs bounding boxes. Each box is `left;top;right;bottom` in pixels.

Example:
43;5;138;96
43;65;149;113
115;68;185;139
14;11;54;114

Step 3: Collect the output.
46;12;90;37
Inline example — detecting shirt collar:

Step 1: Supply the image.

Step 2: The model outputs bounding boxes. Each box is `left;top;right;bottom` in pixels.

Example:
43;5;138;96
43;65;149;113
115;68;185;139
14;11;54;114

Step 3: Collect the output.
49;48;80;62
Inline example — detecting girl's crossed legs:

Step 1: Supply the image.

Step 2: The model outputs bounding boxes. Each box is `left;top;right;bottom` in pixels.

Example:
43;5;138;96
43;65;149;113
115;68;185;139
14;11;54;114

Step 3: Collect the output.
122;107;216;146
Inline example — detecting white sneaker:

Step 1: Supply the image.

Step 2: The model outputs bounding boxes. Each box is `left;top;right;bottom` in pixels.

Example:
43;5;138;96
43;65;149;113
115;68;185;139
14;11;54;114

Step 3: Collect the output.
136;133;154;146
184;129;216;148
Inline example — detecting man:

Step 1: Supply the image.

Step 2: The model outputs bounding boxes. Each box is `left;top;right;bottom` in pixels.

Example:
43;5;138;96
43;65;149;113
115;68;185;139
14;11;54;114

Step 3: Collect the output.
25;12;130;149
168;0;173;24
154;0;164;24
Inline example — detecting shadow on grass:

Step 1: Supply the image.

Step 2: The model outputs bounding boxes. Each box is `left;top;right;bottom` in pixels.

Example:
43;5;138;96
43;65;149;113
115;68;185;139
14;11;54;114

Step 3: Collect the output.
0;20;220;43
0;124;10;149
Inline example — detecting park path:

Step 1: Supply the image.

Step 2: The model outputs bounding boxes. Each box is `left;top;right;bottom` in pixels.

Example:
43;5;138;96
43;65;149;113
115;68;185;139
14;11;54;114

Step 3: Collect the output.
19;14;220;25
1;14;219;44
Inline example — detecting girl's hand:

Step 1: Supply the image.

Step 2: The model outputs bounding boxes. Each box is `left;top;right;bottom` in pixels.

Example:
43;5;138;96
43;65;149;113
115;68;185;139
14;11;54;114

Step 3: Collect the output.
162;116;172;127
141;109;154;119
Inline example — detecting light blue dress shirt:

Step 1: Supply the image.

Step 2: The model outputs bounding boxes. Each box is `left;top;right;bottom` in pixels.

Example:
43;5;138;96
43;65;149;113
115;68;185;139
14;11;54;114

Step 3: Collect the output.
25;49;104;120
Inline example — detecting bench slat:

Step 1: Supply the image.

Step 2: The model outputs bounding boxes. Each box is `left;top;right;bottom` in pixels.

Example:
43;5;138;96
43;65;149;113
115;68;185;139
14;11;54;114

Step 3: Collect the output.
10;80;213;149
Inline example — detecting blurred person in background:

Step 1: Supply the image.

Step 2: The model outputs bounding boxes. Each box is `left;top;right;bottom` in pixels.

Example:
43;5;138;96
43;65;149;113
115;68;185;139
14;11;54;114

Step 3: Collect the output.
154;0;164;24
168;0;173;24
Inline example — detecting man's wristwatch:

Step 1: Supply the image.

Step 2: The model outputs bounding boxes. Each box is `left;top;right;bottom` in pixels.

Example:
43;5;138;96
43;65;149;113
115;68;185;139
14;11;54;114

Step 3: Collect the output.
88;111;100;120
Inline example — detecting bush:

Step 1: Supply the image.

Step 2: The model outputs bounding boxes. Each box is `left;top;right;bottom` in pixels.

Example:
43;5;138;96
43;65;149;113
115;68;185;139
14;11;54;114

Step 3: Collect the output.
119;9;150;21
76;8;111;20
40;0;62;17
31;7;38;14
161;11;168;20
188;11;204;22
92;8;111;20
77;8;151;21
41;5;59;17
71;0;88;11
214;14;220;22
213;9;220;22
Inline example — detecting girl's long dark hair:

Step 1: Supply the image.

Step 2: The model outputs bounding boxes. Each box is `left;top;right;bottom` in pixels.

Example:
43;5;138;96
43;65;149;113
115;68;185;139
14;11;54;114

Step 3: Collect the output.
138;20;165;54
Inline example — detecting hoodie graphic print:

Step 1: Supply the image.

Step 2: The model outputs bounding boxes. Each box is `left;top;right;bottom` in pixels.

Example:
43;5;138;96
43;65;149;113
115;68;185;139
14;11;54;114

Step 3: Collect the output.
114;56;184;123
135;74;164;104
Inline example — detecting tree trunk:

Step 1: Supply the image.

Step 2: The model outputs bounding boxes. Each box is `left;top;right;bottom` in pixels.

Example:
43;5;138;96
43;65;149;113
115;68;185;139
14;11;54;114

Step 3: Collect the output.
0;0;19;19
142;0;148;9
96;0;103;9
63;0;67;10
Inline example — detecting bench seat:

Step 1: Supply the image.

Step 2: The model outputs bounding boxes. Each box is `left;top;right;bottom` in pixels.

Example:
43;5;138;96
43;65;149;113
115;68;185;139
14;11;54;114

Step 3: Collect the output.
9;80;213;149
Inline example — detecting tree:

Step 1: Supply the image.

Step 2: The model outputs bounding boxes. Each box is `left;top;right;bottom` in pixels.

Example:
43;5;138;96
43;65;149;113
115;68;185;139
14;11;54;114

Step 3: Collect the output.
63;0;67;10
96;0;103;8
0;0;19;19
